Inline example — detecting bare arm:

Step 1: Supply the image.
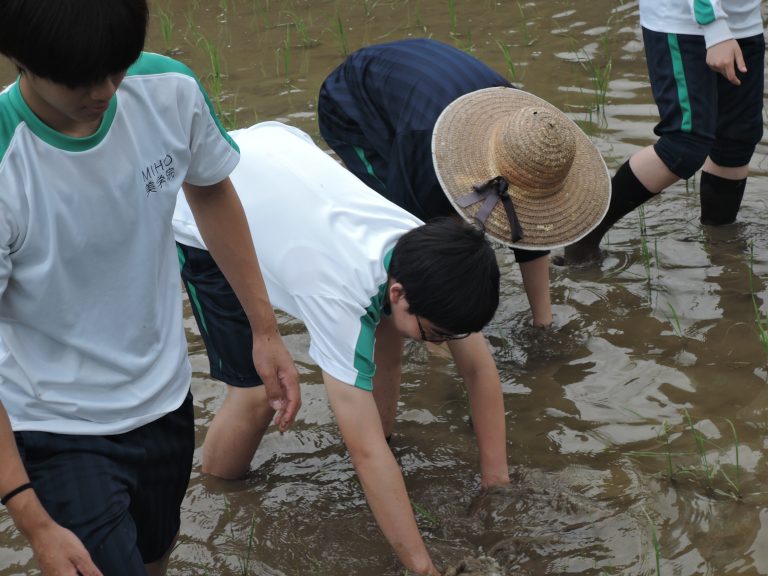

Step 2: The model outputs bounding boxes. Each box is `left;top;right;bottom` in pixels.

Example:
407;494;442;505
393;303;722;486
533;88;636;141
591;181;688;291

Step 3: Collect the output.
448;333;510;488
518;254;553;328
183;177;300;431
323;374;439;576
0;403;102;576
371;316;404;439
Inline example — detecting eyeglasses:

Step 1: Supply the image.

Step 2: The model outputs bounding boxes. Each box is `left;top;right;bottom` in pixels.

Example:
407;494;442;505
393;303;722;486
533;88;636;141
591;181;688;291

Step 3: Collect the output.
415;315;471;343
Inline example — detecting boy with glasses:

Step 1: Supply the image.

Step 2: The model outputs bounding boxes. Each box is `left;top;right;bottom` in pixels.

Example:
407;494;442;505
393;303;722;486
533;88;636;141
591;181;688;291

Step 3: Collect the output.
174;121;505;576
174;82;610;572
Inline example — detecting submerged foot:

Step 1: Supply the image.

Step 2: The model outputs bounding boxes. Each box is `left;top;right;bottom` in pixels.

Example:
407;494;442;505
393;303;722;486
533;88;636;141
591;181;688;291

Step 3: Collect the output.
552;239;604;266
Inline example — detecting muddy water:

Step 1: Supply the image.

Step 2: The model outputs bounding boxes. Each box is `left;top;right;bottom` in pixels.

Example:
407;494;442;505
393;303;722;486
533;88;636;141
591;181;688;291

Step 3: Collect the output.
1;1;767;574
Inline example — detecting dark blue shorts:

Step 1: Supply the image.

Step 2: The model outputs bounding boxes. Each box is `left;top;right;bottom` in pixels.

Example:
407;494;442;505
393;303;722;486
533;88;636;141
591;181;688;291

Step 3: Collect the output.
177;242;262;387
14;392;194;572
643;28;765;178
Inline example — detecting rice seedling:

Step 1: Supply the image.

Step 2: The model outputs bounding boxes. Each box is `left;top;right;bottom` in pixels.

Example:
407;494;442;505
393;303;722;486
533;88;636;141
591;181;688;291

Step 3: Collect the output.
276;24;292;78
282;12;316;48
590;55;612;111
456;29;474;53
409;0;424;29
410;499;440;527
252;0;271;29
496;39;521;83
641;507;662;576
661;421;674;479
447;0;458;36
566;33;611;114
664;302;683;337
236;513;258;576
747;240;768;360
627;411;744;499
327;12;349;56
219;499;259;576
156;6;174;54
715;418;742;499
196;34;223;102
516;0;532;46
684;409;713;491
362;0;379;17
637;206;655;283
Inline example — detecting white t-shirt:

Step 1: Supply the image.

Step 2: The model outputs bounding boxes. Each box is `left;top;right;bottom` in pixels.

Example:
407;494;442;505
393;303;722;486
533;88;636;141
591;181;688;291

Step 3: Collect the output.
173;122;423;390
0;53;239;434
639;0;763;48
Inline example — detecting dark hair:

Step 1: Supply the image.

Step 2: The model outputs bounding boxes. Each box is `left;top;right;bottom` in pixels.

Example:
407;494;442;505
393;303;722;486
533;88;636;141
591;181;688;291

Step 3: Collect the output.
389;218;500;334
0;0;148;88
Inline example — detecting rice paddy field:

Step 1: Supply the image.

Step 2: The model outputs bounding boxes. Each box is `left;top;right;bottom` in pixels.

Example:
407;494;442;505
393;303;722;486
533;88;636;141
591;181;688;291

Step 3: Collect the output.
1;1;767;574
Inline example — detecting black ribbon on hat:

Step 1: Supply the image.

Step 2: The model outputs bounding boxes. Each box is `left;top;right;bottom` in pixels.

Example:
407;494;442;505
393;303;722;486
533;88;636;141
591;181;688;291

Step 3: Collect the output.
453;176;523;242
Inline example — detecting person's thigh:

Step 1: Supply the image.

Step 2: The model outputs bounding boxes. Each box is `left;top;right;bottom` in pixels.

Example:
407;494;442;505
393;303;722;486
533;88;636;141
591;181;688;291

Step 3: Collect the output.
710;33;765;167
131;392;195;564
15;430;146;575
644;28;720;178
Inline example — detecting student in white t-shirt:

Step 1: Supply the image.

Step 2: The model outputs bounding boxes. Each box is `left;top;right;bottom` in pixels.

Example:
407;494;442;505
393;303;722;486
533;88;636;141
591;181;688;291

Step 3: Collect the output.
0;2;298;575
173;122;506;576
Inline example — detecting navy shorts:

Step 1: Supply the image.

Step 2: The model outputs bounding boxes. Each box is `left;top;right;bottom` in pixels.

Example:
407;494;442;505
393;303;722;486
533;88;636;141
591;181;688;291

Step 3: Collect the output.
177;242;262;387
643;28;765;178
14;392;194;572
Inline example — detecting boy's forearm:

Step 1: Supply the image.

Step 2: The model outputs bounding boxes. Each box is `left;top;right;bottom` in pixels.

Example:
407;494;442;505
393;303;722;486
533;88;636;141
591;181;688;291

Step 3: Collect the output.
0;402;53;539
449;335;510;487
467;378;509;487
351;442;437;573
324;375;438;575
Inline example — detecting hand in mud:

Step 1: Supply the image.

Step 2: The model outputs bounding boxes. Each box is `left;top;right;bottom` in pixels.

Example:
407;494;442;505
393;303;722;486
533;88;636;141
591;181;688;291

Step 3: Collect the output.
443;555;504;576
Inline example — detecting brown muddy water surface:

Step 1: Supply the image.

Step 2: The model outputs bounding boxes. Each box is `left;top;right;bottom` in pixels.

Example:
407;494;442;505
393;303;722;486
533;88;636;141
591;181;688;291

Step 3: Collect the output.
1;1;768;574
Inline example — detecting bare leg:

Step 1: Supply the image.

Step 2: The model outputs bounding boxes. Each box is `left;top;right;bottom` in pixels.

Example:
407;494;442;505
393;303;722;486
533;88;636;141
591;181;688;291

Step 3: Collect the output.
562;146;675;264
372;316;404;439
629;146;680;193
518;254;552;328
202;385;275;479
702;158;749;180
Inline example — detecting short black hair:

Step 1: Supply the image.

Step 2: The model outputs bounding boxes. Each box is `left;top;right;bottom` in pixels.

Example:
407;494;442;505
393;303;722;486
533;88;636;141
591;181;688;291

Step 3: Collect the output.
0;0;148;88
389;218;500;335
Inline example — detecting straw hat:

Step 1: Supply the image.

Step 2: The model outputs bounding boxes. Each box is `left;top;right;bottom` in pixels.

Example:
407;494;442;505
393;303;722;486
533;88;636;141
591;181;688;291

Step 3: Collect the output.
432;87;610;250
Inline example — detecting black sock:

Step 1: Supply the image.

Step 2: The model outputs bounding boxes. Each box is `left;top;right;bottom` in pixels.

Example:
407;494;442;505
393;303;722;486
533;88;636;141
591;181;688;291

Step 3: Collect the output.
561;159;656;263
699;171;746;225
598;160;655;236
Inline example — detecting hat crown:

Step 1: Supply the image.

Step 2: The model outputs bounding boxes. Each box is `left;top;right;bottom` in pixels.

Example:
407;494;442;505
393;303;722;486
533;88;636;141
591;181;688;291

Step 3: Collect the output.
492;107;576;197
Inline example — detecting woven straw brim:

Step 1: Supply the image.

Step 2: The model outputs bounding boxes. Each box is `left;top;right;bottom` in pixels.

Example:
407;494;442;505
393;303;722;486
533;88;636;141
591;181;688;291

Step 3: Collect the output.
432;87;610;250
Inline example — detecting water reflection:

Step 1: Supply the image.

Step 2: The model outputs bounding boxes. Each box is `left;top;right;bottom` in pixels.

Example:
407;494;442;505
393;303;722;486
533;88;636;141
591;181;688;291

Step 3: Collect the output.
1;1;766;575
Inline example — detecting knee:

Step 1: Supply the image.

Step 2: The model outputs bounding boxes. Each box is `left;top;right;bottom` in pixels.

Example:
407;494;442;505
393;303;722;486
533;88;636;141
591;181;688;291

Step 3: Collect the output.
654;133;712;180
709;132;762;168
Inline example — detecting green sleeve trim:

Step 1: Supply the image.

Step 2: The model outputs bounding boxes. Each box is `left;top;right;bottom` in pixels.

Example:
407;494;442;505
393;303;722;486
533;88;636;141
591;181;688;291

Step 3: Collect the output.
352;249;394;391
0;87;23;162
353;145;386;188
667;34;693;134
693;0;717;26
128;52;239;154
